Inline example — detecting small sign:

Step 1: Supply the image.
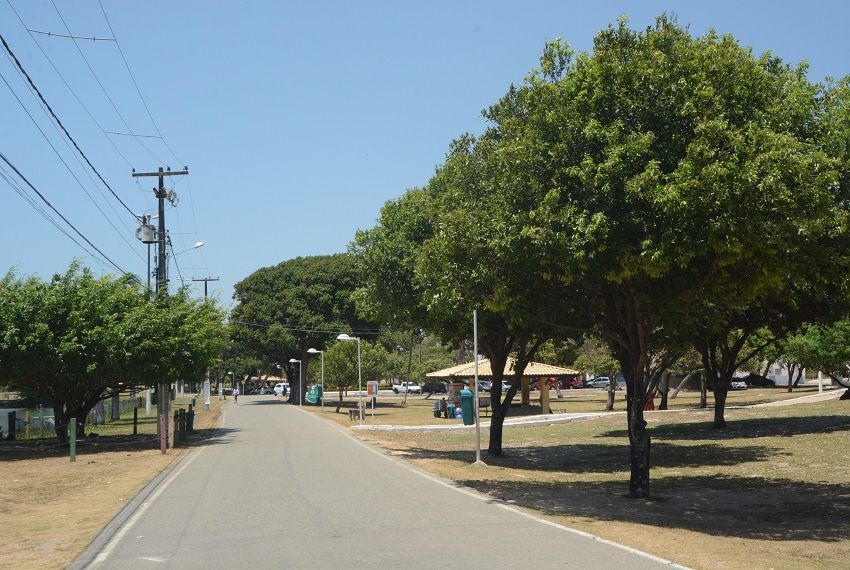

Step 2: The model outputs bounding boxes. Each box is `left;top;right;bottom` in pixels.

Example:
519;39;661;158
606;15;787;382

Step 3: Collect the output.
366;381;379;399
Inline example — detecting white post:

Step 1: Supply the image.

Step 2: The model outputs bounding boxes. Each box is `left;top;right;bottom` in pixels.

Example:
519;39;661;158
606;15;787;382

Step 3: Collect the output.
320;351;325;412
204;370;211;411
474;309;481;464
145;388;152;417
818;370;823;393
357;338;362;425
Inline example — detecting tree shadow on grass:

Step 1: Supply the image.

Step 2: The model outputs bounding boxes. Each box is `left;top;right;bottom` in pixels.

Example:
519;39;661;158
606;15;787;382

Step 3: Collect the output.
0;426;240;461
601;414;850;441
402;441;779;473
460;475;850;542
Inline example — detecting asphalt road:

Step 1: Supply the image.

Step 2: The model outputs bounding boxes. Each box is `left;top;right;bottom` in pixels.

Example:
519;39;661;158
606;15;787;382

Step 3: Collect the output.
79;396;678;569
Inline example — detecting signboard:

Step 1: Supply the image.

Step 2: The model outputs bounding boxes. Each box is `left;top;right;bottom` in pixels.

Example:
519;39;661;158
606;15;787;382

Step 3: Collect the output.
366;381;379;399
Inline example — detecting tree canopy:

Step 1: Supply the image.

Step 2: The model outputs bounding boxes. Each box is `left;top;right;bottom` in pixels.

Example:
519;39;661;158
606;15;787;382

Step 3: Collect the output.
0;263;226;441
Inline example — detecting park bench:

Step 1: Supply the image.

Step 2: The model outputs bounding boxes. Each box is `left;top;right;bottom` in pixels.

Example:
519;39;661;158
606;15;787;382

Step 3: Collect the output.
478;396;491;418
346;402;367;421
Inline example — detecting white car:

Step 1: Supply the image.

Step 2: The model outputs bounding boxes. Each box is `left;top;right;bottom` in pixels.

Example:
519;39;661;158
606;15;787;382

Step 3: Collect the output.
273;382;289;397
730;380;748;390
392;382;422;394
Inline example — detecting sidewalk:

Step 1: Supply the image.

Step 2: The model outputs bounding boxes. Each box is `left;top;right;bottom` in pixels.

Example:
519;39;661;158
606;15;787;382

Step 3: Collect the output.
352;389;845;432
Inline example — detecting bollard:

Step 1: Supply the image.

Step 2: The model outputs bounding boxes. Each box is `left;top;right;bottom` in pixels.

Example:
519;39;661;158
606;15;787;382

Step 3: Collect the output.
7;411;16;440
172;410;179;448
69;418;76;462
159;414;167;454
133;406;138;435
178;409;186;442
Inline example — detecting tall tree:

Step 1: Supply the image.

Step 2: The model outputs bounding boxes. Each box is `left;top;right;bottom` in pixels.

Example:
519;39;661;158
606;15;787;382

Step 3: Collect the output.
519;18;845;496
0;263;225;442
231;254;376;404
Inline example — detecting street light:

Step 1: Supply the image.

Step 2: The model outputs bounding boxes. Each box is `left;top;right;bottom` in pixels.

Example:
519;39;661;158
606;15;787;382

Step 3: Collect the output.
289;358;302;406
172;241;204;256
336;333;362;424
307;348;324;412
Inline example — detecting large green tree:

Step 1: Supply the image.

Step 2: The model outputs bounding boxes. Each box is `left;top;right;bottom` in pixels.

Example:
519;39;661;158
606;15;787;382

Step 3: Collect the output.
0;263;225;442
514;18;847;496
231;254;376;404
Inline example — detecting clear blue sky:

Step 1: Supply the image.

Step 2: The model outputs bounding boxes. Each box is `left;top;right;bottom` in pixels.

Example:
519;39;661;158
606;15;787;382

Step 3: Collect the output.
2;1;849;306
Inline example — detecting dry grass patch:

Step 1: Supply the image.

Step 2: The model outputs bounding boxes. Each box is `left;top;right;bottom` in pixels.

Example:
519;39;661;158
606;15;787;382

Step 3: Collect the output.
355;399;850;570
0;397;222;570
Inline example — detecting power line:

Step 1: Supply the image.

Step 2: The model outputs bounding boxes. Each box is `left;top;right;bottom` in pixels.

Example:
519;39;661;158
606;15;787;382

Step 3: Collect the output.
98;0;183;166
26;28;116;42
5;0;153;210
50;0;167;166
0;151;128;274
0;68;144;263
228;319;384;336
0;31;140;220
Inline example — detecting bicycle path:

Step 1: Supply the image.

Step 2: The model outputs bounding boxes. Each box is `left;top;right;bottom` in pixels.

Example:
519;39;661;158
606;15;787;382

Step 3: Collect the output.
77;396;681;569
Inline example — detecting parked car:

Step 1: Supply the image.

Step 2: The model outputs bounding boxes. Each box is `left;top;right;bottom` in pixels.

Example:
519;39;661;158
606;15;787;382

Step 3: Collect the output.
257;387;274;395
392;381;422;394
422;381;448;394
273;382;289;397
562;377;584;389
730;380;748;390
740;373;775;387
587;377;612;389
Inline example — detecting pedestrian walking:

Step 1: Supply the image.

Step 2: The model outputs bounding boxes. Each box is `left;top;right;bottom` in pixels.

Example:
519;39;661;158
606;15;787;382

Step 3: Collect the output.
233;386;239;404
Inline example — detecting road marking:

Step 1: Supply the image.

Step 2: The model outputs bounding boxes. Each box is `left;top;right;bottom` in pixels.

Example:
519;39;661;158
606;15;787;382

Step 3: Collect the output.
296;405;691;569
84;406;232;569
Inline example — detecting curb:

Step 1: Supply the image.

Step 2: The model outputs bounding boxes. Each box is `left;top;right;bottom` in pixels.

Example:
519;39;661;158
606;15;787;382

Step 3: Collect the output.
68;448;189;570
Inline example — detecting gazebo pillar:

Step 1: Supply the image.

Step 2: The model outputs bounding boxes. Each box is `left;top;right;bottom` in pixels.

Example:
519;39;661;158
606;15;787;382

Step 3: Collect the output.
521;377;530;406
539;379;551;414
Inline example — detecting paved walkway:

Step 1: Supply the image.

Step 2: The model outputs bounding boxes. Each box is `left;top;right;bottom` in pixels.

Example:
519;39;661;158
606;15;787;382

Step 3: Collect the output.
357;388;846;432
76;396;679;569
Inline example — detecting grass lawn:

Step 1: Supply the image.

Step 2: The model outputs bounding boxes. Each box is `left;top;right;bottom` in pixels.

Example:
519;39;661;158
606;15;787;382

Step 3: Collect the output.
0;396;223;570
309;388;850;569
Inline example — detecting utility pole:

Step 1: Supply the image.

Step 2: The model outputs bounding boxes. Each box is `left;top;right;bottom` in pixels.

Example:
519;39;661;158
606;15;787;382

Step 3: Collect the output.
192;276;220;298
192;276;218;411
132;166;188;292
131;166;188;448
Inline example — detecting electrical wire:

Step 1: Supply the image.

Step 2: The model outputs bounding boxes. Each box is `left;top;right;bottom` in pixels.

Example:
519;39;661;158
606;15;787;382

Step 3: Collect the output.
5;0;153;211
0;31;140;220
98;0;183;166
228;319;383;336
0;151;128;274
50;0;167;166
0;164;104;266
0;68;144;263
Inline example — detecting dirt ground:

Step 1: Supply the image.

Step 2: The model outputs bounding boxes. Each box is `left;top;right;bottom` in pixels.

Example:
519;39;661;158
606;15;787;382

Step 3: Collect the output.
0;398;222;570
356;397;850;569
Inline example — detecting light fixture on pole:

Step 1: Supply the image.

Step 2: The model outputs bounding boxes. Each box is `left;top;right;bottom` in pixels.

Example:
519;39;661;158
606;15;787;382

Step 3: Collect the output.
307;348;324;412
289;358;302;406
336;333;362;424
172;240;204;256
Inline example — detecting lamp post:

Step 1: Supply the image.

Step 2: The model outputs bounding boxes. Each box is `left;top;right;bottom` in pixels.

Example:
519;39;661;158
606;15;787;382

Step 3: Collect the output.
336;333;362;424
226;371;234;400
307;348;324;412
289;358;302;406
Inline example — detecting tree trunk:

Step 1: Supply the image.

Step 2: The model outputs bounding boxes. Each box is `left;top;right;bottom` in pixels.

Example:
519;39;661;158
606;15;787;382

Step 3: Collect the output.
605;378;615;411
713;387;728;429
402;333;414;407
840;389;850;400
699;371;707;408
626;386;650;498
487;355;510;457
658;373;669;410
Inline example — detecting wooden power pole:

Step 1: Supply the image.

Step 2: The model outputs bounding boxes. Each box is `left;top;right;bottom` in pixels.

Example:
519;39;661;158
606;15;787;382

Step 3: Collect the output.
132;166;188;292
131;166;188;449
192;276;220;298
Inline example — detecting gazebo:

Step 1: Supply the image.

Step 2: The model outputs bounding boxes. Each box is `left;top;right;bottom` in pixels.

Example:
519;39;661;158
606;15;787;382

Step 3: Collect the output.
426;357;580;409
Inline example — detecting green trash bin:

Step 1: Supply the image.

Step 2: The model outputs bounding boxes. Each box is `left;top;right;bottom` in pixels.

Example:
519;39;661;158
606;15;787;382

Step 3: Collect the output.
446;402;456;419
460;388;474;425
